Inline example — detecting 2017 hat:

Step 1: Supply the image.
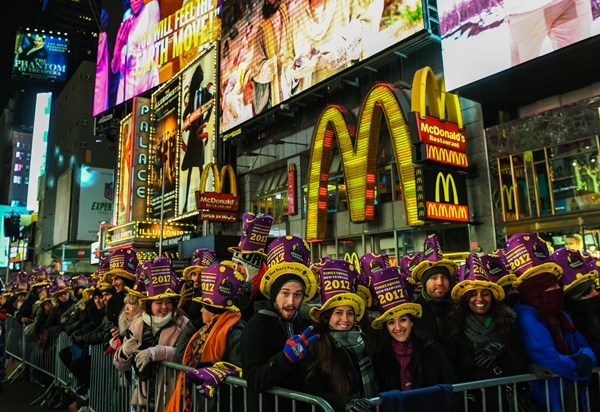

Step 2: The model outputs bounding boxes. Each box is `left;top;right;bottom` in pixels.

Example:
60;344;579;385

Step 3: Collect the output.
104;248;138;282
371;266;422;330
15;271;28;285
357;253;391;308
505;233;562;288
138;257;181;306
480;249;517;289
71;275;90;290
193;262;245;311
261;235;318;302
38;286;54;303
309;259;365;323
451;254;505;301
411;234;458;284
52;276;72;298
551;248;598;296
97;256;110;280
400;253;421;279
15;279;30;295
32;267;52;287
183;248;217;280
228;212;274;258
125;263;149;299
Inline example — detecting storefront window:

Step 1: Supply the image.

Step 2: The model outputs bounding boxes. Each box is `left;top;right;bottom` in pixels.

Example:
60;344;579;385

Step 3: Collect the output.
377;164;393;203
498;157;518;221
533;149;552;216
512;154;532;219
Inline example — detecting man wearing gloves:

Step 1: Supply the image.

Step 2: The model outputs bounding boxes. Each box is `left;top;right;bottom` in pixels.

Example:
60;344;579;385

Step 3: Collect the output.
241;235;319;412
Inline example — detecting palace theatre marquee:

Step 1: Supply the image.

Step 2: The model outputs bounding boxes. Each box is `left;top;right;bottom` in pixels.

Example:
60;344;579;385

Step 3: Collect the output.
305;66;470;242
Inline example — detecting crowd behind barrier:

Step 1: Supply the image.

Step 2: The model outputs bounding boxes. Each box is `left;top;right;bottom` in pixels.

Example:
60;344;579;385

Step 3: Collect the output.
4;313;600;412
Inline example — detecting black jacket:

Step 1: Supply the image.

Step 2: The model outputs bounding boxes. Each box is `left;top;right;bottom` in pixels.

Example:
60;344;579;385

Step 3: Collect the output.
105;291;125;326
563;297;600;361
46;298;74;335
241;300;310;412
16;290;39;324
413;293;454;342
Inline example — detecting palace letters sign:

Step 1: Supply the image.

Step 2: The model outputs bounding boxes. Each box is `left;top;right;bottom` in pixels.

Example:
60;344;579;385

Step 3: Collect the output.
305;67;466;241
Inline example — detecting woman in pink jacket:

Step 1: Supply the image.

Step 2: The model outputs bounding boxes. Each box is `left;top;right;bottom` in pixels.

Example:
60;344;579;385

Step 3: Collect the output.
114;258;187;412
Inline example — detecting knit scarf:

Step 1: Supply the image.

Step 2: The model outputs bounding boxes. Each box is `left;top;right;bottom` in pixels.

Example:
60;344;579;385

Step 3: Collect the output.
391;340;413;391
142;312;173;336
464;314;498;350
330;330;378;398
521;286;575;355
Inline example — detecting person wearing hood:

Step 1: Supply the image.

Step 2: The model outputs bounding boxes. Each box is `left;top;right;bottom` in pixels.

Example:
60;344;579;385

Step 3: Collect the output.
507;234;597;412
411;235;457;342
229;212;274;321
241;235;319;412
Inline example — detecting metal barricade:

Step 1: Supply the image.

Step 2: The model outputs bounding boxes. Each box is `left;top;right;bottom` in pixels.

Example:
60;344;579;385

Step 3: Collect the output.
149;360;335;412
89;343;132;412
4;315;24;361
55;331;73;385
369;368;600;412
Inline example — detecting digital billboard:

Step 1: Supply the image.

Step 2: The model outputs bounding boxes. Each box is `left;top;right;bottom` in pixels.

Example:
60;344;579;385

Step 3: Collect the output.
77;167;114;241
219;0;425;132
116;114;133;226
150;78;180;219
13;31;69;82
178;48;216;215
27;92;52;212
439;1;600;90
94;0;222;116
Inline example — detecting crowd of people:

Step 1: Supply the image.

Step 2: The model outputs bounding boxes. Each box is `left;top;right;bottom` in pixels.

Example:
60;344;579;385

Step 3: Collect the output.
1;212;599;412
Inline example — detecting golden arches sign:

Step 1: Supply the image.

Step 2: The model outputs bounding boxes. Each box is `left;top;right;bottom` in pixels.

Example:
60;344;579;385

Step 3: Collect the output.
343;252;360;268
435;172;459;204
503;184;515;210
305;83;423;241
198;162;238;196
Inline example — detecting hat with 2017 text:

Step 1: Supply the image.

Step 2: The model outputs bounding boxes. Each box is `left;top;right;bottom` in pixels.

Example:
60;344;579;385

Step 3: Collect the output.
371;266;422;330
505;233;562;288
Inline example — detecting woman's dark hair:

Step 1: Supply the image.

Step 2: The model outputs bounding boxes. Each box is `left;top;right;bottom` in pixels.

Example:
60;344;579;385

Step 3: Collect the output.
445;290;514;345
373;323;430;391
143;297;178;317
305;308;354;396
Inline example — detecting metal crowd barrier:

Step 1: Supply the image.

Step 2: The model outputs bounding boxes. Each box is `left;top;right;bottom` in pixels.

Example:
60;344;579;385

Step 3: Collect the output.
88;343;133;412
55;331;72;385
369;369;600;412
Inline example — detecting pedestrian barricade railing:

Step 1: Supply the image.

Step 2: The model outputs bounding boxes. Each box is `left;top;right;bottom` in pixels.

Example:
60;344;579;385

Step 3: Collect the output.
368;368;600;412
4;315;600;412
89;343;133;412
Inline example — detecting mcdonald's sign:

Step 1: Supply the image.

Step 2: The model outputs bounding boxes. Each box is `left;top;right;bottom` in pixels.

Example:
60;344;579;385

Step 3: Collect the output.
343;252;360;268
196;163;240;212
415;164;469;222
503;185;515;211
305;66;467;241
412;144;469;168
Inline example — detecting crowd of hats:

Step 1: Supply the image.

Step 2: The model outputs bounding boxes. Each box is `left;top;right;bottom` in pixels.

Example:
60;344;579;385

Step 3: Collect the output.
4;266;90;302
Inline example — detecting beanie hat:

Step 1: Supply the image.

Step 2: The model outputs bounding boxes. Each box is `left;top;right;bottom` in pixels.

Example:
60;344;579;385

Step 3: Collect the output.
270;274;306;302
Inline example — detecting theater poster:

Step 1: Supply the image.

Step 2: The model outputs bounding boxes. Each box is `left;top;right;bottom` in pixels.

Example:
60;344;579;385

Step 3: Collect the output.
13;30;69;82
116;114;133;226
178;47;217;216
219;0;424;133
150;78;180;220
94;0;222;115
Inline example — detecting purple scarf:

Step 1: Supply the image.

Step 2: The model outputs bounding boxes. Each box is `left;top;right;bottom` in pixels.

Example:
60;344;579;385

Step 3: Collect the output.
391;340;413;391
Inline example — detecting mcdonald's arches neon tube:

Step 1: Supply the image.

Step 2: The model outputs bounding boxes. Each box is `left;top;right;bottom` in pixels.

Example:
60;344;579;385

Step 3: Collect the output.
415;164;469;223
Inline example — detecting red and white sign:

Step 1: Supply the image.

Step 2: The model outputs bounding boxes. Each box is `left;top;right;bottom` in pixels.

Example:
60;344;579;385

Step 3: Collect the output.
77;249;86;258
196;192;240;211
413;113;466;152
287;167;297;215
200;210;237;222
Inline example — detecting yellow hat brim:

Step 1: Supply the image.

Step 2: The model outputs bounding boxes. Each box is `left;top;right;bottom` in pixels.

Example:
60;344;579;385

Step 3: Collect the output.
228;246;267;258
411;259;458;283
451;281;505;302
139;292;181;307
32;281;52;287
563;270;599;294
104;269;136;282
124;286;148;299
513;262;563;289
192;296;240;312
261;262;318;303
371;303;422;330
308;293;366;323
52;288;72;299
356;285;373;308
497;274;518;289
182;265;208;280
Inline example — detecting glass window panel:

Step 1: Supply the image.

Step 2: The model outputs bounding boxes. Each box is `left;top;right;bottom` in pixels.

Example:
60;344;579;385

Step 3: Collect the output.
263;174;275;196
266;197;273;217
337;177;348;212
329;153;341;176
302;186;308;218
255;176;267;198
378;133;393;165
327;182;338;214
258;199;266;215
377;165;393;203
499;157;517;221
252;201;259;214
550;137;597;158
513;165;531;218
552;153;600;213
273;195;283;224
277;170;288;191
282;192;289;218
268;170;283;193
535;163;552;216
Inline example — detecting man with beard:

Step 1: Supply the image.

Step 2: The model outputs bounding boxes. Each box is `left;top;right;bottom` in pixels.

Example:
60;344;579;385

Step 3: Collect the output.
103;248;138;327
410;235;458;342
241;235;319;412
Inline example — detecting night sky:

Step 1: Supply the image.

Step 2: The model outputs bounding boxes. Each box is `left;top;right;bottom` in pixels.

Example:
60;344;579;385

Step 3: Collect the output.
0;0;42;112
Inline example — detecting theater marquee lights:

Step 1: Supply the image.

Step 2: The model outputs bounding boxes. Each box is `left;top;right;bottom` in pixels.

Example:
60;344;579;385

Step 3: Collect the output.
305;66;468;241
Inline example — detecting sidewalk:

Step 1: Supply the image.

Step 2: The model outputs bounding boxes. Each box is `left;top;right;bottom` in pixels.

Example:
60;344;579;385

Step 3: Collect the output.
0;380;55;412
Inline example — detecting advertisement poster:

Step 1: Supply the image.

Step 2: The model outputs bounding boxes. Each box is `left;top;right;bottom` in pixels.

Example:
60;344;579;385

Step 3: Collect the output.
13;30;69;82
439;0;600;90
116;114;133;226
54;169;73;246
178;48;216;215
77;167;115;241
94;0;222;115
219;0;424;132
150;78;180;219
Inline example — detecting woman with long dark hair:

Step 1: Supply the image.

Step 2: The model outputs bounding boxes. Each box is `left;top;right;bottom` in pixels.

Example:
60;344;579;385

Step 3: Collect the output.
302;259;377;412
445;254;529;412
371;266;458;393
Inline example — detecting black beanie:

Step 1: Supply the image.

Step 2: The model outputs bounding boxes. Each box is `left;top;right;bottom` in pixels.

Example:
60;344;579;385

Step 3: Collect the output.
92;288;103;297
270;274;306;301
421;265;451;286
202;304;227;314
119;276;135;289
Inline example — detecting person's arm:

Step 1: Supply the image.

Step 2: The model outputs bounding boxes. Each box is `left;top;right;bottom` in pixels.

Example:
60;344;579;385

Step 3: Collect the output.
222;321;245;367
516;305;587;380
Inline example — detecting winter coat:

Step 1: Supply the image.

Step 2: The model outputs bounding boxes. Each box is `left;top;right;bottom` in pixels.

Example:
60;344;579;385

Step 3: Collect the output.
179;287;203;323
105;291;125;325
46;298;75;335
563;298;600;361
241;300;310;412
114;314;187;411
515;303;597;412
16;291;39;324
413;294;454;342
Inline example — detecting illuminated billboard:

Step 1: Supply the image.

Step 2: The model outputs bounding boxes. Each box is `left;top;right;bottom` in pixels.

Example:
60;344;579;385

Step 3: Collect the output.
94;0;222;116
178;48;216;215
219;0;425;132
439;1;600;90
77;167;114;241
27;92;52;212
13;31;69;82
116;113;133;225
